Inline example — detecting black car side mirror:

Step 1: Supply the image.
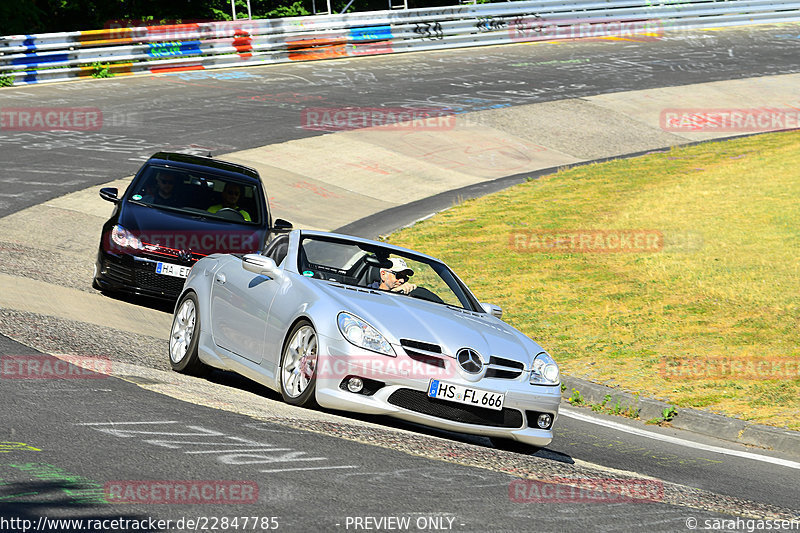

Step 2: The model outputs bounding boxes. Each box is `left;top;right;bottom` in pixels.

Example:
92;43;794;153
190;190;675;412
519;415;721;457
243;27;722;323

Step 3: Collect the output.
273;218;293;231
99;187;120;203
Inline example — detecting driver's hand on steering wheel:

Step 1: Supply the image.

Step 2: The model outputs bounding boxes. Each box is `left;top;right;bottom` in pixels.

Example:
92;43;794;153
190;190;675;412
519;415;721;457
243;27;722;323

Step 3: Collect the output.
391;282;417;295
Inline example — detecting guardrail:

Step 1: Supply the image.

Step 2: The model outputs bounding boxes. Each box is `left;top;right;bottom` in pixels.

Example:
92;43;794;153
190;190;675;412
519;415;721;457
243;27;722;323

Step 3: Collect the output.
1;0;799;85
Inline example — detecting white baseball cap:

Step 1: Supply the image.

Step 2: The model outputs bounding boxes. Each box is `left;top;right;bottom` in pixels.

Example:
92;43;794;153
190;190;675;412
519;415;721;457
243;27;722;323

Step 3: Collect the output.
385;257;414;277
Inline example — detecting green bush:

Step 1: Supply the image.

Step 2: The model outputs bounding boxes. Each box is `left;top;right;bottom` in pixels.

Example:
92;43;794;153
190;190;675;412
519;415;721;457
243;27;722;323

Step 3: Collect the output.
568;388;584;406
91;62;114;79
265;1;310;17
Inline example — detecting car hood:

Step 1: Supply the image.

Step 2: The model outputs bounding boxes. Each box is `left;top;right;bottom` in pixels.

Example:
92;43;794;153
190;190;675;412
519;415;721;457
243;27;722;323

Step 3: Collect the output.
118;203;265;254
316;282;542;366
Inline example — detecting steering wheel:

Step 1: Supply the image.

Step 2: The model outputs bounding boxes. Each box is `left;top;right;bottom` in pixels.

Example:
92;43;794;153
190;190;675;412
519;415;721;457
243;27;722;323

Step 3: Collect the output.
409;286;444;304
214;207;245;221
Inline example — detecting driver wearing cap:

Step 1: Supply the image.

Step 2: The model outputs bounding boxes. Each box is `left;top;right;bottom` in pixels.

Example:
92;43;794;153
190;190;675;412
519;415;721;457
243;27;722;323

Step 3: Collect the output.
369;257;417;294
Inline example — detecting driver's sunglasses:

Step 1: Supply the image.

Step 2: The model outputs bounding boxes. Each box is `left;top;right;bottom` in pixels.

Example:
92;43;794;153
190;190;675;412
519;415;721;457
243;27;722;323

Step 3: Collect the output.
391;271;408;281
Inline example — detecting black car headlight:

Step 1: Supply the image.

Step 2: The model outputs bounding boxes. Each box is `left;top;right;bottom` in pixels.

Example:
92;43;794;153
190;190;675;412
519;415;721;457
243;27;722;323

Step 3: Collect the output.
111;224;143;250
337;312;395;357
530;352;560;386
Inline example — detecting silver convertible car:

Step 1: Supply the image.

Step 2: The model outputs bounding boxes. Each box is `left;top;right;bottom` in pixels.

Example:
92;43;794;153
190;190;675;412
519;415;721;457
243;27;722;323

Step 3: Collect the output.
168;230;561;448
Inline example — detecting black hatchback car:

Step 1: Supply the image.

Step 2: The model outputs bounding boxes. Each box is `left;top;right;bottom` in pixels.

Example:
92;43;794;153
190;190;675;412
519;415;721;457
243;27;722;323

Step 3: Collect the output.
93;152;291;300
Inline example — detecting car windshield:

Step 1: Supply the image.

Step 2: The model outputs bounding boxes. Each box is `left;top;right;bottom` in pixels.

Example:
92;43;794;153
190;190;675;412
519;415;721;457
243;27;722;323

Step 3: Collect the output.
127;165;261;224
298;236;482;312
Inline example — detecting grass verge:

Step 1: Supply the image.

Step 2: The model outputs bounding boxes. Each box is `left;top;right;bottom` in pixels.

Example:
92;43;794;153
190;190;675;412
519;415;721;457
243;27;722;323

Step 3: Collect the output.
388;130;800;430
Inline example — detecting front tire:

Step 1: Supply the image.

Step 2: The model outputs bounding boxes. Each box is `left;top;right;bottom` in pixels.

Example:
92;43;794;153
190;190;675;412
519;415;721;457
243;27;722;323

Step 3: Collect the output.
169;292;208;376
280;321;318;406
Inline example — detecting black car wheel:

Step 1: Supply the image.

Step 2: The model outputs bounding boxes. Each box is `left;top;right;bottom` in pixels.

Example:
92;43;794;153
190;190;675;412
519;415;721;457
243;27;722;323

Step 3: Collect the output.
280;321;318;406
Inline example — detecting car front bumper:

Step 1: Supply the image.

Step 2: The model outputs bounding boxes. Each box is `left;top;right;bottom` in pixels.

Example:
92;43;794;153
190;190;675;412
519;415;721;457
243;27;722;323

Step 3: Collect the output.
94;249;190;300
314;333;561;448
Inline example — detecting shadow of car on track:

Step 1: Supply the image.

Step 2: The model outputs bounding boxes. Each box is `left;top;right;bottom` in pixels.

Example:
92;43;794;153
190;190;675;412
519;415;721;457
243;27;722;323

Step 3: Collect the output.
200;368;574;464
92;286;175;314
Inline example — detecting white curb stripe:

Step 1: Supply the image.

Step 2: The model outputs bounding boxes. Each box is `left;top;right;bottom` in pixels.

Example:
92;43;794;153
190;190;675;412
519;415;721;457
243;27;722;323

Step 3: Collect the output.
560;408;800;470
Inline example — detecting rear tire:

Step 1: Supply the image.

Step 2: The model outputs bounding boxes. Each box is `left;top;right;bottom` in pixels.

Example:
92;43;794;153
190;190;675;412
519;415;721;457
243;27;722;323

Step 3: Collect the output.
279;321;318;407
169;292;208;376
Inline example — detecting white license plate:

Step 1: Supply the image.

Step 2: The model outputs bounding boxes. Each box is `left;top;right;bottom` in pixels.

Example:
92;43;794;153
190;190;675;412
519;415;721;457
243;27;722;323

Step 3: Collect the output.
155;262;191;278
427;380;505;411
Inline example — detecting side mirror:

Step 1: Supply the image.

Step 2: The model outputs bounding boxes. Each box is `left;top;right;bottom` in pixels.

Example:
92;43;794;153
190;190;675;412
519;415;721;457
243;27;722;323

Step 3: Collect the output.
481;302;503;319
99;187;119;203
242;254;282;278
273;218;293;231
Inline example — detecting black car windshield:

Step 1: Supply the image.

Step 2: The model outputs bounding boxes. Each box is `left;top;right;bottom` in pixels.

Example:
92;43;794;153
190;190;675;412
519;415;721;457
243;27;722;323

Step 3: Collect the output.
128;165;261;224
298;236;482;312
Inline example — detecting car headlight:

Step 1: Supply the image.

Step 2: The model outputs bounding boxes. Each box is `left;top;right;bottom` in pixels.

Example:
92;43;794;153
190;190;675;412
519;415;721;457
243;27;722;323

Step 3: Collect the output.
111;225;142;250
530;352;560;386
337;312;395;357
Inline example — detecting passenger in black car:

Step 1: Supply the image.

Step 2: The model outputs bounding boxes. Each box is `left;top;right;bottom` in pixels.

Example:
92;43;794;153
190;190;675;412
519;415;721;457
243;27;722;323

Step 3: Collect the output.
142;171;181;207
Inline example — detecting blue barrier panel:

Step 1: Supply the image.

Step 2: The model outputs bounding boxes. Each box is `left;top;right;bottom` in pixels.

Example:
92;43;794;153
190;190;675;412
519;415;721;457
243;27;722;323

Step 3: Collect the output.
349;26;393;41
12;53;70;66
147;41;203;58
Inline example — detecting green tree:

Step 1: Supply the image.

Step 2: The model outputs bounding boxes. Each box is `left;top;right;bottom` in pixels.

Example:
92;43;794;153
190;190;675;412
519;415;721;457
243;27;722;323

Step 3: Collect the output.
0;0;45;35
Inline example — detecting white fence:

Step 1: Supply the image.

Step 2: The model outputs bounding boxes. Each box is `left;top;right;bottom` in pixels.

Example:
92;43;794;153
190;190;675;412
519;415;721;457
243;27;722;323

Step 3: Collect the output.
1;0;798;85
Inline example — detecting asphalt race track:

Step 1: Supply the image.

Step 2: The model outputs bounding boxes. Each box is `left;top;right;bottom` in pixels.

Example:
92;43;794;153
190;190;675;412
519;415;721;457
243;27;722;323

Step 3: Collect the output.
1;24;799;532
